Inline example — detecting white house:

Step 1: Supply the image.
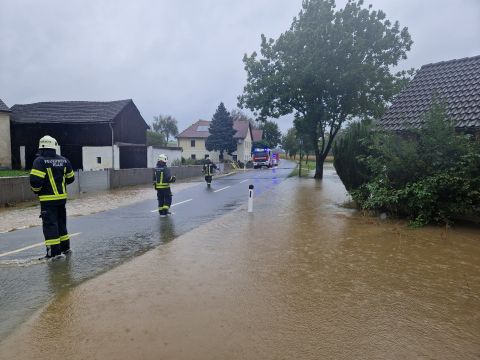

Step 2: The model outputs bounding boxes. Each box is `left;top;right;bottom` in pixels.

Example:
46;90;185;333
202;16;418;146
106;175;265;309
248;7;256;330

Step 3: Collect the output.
177;119;253;162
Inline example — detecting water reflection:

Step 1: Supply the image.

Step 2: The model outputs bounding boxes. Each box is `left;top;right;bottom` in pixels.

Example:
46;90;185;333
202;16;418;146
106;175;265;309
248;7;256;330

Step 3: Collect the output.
158;217;176;244
1;165;479;360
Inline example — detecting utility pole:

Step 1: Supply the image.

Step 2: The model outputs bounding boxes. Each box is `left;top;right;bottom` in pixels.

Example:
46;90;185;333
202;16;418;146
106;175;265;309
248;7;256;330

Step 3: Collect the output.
298;139;303;178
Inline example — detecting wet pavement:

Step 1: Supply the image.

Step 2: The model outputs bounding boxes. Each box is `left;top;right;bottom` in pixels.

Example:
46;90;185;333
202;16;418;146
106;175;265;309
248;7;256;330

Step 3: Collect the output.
0;180;199;233
1;164;479;359
0;164;295;343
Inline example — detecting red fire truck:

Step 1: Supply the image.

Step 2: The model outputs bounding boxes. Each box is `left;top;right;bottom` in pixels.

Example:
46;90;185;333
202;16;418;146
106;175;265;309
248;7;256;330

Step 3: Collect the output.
252;148;274;168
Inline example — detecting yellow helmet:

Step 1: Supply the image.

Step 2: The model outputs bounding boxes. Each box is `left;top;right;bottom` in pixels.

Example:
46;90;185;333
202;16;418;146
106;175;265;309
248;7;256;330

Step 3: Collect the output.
158;154;168;162
38;135;58;150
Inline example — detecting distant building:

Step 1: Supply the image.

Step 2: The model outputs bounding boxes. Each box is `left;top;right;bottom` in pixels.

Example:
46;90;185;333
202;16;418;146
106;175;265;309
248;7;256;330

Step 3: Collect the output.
0;99;12;169
177;119;253;162
147;145;182;168
378;55;480;137
10;99;149;170
251;128;263;143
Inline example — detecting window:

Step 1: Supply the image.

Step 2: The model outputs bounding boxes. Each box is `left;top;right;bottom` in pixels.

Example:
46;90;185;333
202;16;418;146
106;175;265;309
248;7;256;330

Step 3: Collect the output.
204;154;209;159
96;157;102;164
191;139;195;147
191;154;196;160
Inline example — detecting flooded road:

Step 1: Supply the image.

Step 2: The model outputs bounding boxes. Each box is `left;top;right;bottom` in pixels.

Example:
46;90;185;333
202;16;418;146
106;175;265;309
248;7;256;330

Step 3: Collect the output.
1;165;479;359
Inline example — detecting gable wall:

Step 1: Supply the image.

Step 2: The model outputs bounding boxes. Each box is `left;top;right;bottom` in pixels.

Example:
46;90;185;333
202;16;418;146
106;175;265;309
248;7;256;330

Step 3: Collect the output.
0;113;11;168
114;102;148;144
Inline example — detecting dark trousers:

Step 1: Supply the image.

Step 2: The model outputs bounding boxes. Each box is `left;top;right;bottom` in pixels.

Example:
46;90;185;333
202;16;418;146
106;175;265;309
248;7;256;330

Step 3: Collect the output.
157;188;172;214
40;202;70;256
205;175;212;184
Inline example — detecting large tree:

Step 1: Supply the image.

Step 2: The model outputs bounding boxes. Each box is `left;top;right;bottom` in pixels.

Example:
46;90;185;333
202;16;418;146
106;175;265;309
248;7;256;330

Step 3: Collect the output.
152;115;179;143
205;102;237;160
239;0;413;178
260;120;282;148
146;130;166;146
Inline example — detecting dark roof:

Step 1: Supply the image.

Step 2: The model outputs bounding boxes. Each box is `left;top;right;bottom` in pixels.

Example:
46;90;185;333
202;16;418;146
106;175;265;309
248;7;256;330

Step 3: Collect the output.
232;120;251;139
10;99;132;124
252;128;263;142
378;55;480;131
177;119;251;139
177;120;211;138
0;99;10;113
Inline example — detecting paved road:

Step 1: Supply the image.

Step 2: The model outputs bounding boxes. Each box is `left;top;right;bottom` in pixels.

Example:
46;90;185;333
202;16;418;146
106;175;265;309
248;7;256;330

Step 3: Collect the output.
0;161;295;341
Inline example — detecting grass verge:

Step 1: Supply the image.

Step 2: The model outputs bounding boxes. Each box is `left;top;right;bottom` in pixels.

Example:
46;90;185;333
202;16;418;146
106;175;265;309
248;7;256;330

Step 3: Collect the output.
0;170;29;177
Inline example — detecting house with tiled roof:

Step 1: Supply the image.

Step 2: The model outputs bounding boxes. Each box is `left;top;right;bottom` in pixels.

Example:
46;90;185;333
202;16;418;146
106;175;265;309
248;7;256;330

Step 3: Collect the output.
251;128;263;143
10;99;149;170
0;99;12;168
177;119;253;162
378;55;480;136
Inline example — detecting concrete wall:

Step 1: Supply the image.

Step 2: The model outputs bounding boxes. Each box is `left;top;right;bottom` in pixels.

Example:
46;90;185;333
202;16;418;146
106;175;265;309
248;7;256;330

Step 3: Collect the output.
82;146;118;171
147;147;182;167
0;176;36;204
76;169;110;193
108;165;207;188
0;112;12;168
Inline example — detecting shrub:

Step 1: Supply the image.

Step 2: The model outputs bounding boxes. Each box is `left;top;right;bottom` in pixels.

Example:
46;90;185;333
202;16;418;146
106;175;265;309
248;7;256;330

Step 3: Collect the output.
332;120;373;191
350;101;480;226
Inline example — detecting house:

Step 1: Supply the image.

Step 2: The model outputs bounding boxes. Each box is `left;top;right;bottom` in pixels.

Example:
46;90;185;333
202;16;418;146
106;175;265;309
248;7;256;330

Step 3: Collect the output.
177;119;253;162
0;99;12;169
10;99;149;170
251;128;263;143
378;55;480;137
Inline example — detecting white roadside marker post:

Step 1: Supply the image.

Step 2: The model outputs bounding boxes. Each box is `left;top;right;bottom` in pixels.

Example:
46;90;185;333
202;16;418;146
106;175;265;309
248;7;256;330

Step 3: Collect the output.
248;184;254;213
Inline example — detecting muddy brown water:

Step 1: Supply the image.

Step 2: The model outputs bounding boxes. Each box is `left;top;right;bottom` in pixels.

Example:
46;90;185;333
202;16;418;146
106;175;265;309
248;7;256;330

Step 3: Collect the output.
1;166;479;359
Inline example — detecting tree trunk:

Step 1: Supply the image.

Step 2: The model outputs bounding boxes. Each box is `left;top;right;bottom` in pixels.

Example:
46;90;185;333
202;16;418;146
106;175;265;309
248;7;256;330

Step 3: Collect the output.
314;146;324;179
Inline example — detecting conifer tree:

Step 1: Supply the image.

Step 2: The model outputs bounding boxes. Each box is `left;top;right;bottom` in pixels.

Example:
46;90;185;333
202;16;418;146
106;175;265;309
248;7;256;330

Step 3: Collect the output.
206;102;237;160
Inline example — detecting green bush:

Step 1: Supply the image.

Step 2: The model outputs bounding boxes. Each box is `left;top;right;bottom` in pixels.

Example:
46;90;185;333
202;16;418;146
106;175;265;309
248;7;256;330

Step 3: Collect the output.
332;120;373;191
350;101;480;226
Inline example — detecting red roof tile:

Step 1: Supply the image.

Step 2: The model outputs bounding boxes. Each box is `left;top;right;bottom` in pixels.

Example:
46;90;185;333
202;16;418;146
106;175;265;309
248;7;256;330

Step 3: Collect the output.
177;119;252;139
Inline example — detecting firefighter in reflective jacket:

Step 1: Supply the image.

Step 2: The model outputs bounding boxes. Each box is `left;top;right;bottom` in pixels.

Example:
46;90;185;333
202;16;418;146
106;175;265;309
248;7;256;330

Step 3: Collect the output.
154;154;176;217
30;135;75;258
202;158;217;187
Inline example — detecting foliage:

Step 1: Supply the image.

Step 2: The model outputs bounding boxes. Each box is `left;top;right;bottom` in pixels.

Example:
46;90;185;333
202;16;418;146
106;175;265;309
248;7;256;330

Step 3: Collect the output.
231;109;253;123
281;128;299;158
146;130;166;146
152;115;179;143
205;102;237;160
259;120;282;148
332;120;373;191
350;101;480;226
238;0;413;179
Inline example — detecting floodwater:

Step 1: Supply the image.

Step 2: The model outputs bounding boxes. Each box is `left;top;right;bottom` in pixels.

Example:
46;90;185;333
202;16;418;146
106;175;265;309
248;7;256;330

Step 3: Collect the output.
1;165;479;359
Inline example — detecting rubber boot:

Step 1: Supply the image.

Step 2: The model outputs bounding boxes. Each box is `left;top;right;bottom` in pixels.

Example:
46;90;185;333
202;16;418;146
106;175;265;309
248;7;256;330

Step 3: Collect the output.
41;244;61;259
60;239;71;255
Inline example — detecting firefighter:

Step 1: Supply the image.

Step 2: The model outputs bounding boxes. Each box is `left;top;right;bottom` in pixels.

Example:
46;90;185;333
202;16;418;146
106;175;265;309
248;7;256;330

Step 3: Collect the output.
202;157;218;187
30;135;75;259
154;154;176;217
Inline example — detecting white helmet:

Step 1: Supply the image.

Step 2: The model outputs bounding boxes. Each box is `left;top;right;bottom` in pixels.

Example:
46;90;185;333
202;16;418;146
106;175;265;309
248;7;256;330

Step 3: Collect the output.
38;135;58;150
158;154;168;162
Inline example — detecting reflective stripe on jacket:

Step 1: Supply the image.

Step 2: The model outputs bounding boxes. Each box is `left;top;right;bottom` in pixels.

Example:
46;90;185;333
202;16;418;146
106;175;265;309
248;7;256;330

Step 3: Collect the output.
203;163;217;176
153;166;174;189
30;152;75;202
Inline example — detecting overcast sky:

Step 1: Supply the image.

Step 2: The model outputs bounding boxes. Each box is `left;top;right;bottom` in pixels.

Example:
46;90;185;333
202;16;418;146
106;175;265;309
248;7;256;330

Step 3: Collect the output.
1;0;479;134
